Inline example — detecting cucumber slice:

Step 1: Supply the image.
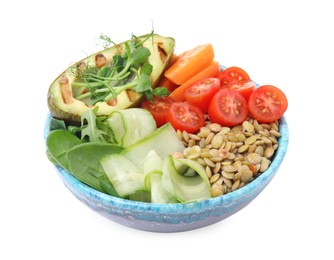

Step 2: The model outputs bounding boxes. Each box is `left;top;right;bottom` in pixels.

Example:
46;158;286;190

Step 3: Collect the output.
162;156;211;203
173;160;197;177
123;123;185;170
107;108;156;147
175;158;211;188
143;151;177;203
100;154;146;197
143;150;164;179
101;123;184;200
149;172;178;203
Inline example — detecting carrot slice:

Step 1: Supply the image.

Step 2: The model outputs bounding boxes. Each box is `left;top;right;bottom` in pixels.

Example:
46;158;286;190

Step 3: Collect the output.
168;53;179;68
156;75;179;92
169;61;221;102
164;44;214;85
169;49;190;65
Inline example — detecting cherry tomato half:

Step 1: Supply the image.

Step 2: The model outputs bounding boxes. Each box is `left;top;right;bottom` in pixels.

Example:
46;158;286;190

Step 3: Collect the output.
141;96;175;127
222;81;256;101
218;66;251;86
166;102;205;133
208;88;249;127
184;77;221;113
248;85;288;123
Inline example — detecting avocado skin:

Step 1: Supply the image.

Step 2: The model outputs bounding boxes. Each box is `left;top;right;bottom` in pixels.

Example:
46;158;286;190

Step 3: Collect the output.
47;34;175;123
47;92;81;125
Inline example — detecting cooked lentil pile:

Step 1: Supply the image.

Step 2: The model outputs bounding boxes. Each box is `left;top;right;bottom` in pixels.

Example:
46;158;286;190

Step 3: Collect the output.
174;118;280;197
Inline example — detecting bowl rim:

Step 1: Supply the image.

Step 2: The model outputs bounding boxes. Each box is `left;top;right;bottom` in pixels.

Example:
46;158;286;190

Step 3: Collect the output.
44;112;288;213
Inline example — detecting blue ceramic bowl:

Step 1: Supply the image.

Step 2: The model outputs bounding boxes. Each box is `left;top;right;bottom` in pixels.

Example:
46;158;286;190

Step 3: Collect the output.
44;114;288;232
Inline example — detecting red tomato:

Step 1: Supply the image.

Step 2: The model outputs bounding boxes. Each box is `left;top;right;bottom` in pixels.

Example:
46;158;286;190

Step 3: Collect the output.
166;102;205;133
248;85;288;123
208;88;249;127
222;81;256;101
218;66;251;86
184;77;221;113
141;96;175;127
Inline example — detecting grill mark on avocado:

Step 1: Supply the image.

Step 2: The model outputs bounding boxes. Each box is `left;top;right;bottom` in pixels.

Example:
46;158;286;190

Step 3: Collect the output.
157;42;168;62
58;74;74;104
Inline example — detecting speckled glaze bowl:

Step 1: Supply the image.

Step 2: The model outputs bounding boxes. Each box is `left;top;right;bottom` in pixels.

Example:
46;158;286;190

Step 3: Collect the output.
44;114;288;232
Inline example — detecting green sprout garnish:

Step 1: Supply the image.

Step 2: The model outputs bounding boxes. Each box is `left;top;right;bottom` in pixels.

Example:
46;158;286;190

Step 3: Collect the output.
69;31;168;105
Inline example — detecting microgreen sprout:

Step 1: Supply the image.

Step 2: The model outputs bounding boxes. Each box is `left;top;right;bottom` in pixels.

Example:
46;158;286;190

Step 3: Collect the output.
70;31;164;105
98;33;117;49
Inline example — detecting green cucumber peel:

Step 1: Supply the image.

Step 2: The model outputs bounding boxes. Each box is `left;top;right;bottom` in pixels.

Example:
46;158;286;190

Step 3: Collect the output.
100;154;146;197
175;158;211;188
162;156;211;203
107;108;156;147
123;123;185;170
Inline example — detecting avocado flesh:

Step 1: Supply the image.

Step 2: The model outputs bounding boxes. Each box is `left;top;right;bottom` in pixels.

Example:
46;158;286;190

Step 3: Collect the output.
47;34;175;123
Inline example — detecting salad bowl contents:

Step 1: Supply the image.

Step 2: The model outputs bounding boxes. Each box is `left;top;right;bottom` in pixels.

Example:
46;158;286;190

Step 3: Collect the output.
48;32;175;124
45;32;289;232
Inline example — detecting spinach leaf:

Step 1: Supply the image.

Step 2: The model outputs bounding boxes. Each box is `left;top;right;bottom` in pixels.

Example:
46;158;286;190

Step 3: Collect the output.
99;174;119;197
67;142;123;196
49;117;82;135
128;191;151;202
46;130;83;171
49;118;67;131
46;149;61;167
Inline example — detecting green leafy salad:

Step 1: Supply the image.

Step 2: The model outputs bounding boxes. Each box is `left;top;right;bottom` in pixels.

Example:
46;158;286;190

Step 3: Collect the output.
46;108;211;203
46;32;211;203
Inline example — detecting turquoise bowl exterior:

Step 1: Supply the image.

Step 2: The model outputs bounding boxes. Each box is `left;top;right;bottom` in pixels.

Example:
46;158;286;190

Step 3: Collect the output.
44;114;288;232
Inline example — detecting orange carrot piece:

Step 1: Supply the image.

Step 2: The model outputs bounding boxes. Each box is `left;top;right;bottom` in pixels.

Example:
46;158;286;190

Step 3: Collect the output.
167;53;179;68
164;44;214;85
169;60;221;102
156;75;179;92
169;50;190;65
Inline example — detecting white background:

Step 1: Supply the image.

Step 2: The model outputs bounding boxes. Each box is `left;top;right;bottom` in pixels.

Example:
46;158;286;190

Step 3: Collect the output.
1;0;333;259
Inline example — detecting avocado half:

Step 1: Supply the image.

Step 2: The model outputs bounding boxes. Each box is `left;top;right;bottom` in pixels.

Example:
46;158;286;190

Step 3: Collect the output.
47;34;175;123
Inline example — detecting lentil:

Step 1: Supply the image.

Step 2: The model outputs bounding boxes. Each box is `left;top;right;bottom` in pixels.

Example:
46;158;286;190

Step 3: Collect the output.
179;117;280;197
